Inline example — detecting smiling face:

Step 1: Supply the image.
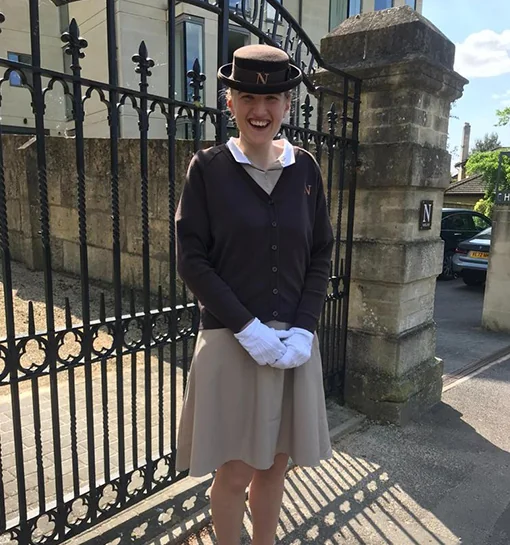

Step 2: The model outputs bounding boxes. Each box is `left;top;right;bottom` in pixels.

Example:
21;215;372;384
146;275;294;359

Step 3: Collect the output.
227;90;291;148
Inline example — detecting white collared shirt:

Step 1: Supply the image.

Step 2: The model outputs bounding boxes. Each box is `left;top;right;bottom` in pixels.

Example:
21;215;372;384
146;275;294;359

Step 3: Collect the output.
226;137;296;169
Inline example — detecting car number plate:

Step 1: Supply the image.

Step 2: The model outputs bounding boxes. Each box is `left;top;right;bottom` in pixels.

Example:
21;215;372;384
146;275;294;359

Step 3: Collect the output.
469;251;489;259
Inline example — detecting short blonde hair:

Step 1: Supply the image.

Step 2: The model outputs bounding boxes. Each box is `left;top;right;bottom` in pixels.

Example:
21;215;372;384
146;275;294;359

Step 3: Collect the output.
226;88;292;101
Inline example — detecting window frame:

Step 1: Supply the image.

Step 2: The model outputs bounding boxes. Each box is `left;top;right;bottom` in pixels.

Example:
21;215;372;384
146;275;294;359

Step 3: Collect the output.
329;0;363;32
472;215;492;231
229;0;251;13
228;24;251;60
266;0;282;22
441;213;475;233
349;0;362;17
174;15;206;138
405;0;417;8
374;0;394;11
8;52;33;88
175;14;205;104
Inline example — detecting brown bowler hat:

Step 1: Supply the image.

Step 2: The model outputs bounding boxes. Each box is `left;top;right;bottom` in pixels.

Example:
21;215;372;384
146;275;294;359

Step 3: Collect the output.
218;44;302;94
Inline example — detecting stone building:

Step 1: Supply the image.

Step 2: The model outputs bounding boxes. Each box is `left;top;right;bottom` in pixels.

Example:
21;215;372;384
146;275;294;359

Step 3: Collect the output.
0;1;68;136
444;174;485;209
0;0;422;138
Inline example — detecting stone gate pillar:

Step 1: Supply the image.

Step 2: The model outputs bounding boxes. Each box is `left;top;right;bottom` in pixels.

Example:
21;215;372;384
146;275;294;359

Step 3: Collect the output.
318;7;467;423
482;205;510;332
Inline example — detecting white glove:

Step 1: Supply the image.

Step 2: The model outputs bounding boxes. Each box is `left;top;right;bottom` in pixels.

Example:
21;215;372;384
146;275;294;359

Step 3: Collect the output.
272;327;314;369
234;318;287;366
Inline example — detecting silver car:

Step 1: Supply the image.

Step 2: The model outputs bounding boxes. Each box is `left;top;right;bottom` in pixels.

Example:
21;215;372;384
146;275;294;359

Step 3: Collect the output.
452;227;491;286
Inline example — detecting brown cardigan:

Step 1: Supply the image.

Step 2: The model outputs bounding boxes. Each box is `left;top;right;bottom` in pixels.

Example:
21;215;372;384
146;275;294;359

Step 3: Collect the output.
176;144;334;333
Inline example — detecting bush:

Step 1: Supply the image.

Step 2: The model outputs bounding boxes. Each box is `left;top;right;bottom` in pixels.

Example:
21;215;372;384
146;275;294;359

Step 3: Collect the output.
474;198;494;218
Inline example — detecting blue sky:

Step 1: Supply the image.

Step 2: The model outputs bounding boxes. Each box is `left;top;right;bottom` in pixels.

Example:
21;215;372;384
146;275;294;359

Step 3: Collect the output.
422;0;510;169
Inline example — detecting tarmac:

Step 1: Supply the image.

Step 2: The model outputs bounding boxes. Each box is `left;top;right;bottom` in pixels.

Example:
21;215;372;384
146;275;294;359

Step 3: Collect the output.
434;279;510;375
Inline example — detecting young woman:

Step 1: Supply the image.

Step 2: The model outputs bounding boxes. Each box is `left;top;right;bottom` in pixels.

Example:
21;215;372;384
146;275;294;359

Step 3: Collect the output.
176;44;334;545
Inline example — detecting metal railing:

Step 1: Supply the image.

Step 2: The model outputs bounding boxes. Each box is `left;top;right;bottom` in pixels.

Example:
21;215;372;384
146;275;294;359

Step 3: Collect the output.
0;0;360;542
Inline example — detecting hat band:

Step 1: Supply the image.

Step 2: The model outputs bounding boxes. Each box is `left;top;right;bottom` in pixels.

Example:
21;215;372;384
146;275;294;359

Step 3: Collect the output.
231;65;290;86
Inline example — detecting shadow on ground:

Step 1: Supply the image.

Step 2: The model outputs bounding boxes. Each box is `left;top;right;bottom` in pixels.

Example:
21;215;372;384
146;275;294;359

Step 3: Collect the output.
182;361;510;545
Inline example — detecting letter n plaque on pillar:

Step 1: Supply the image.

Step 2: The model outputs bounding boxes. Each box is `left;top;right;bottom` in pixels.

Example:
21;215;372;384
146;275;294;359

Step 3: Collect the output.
419;200;434;230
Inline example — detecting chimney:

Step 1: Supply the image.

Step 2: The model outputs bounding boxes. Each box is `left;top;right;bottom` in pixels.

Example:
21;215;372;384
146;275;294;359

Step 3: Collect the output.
458;122;471;181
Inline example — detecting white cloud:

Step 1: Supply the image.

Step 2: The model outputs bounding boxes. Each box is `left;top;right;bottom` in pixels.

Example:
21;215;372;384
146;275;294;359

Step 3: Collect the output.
492;90;510;100
455;29;510;78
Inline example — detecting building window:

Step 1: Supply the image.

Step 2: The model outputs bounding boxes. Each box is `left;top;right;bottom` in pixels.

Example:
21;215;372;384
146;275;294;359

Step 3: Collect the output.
374;0;393;10
229;0;250;11
8;52;33;87
349;0;362;16
175;16;205;138
329;0;362;31
405;0;416;7
175;16;204;103
228;28;250;62
266;0;282;21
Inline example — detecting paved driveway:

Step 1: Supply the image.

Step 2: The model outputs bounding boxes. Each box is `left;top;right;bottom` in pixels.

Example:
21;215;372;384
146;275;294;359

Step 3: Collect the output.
434;279;510;375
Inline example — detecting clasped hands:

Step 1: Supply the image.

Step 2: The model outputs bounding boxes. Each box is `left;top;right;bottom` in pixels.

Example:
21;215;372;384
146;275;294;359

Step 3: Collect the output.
234;318;313;369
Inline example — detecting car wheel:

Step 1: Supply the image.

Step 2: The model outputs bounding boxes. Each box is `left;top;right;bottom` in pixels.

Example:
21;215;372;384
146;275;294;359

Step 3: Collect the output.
440;251;455;280
463;271;485;287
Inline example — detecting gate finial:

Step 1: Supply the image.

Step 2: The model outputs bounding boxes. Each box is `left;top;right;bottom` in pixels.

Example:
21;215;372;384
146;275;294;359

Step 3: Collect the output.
301;95;314;130
187;59;206;104
61;18;88;71
132;41;155;93
327;103;338;135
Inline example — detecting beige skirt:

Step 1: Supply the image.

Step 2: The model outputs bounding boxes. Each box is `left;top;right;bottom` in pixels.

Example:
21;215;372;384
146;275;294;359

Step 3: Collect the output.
176;321;332;477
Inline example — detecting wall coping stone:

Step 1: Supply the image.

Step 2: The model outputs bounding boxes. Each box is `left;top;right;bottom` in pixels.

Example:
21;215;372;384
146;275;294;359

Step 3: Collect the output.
317;7;468;100
322;6;455;71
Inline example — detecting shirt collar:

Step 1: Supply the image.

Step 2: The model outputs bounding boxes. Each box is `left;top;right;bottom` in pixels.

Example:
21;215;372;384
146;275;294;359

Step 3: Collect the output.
226;137;296;168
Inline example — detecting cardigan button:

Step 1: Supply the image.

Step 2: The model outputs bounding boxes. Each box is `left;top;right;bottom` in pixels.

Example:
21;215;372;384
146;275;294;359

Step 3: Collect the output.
268;199;274;205
272;267;278;273
271;221;277;227
271;245;277;251
272;311;279;317
273;288;279;295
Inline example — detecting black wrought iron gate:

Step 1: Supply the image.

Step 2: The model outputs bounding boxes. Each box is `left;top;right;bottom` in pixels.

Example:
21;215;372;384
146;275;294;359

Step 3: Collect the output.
0;0;360;542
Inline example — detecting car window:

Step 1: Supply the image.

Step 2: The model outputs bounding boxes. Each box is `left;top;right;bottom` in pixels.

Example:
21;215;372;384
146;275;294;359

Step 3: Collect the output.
473;215;491;230
474;227;492;240
442;213;475;231
441;214;457;230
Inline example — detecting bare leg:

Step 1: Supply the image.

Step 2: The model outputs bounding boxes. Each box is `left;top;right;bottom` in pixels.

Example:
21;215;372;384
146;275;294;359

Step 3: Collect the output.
211;460;255;545
249;454;289;545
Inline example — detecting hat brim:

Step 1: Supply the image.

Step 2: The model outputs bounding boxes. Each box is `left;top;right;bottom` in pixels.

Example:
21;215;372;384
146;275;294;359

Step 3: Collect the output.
217;63;302;94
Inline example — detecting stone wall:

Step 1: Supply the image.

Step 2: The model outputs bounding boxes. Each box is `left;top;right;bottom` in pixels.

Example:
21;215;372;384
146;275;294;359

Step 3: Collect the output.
3;135;198;295
4;135;348;299
482;206;510;332
3;136;37;266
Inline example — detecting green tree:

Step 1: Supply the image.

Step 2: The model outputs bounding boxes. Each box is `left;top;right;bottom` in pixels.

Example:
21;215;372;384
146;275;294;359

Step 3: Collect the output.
466;150;510;218
474;198;494;218
471;132;501;153
496;106;510;127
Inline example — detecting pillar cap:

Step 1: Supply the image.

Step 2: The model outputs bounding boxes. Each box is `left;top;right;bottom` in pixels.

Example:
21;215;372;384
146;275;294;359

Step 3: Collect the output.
321;6;460;75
